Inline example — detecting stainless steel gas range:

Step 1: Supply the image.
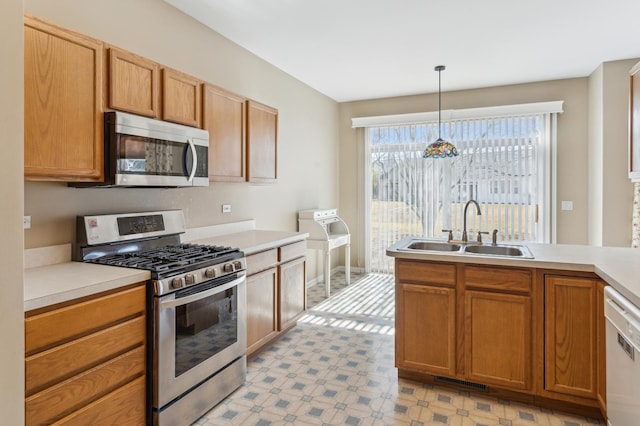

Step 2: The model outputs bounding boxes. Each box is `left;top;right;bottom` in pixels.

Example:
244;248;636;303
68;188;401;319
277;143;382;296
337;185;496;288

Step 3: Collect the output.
74;210;246;425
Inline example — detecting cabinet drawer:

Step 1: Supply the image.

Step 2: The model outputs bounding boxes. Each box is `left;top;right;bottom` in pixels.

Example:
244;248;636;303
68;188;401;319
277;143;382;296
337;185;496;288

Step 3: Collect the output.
25;284;145;354
396;260;456;286
26;346;145;426
52;376;145;426
26;316;145;395
464;265;532;293
279;240;306;263
246;248;278;276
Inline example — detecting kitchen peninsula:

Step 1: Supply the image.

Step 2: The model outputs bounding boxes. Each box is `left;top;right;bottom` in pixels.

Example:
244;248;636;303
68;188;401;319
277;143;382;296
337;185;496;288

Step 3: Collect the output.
387;238;640;420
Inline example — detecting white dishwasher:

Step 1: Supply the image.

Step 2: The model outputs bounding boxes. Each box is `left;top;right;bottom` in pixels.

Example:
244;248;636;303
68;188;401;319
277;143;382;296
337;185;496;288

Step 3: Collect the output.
604;286;640;426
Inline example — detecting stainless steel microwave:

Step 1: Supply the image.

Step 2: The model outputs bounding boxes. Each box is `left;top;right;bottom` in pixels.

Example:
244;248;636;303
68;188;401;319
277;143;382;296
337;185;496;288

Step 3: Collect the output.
76;111;209;187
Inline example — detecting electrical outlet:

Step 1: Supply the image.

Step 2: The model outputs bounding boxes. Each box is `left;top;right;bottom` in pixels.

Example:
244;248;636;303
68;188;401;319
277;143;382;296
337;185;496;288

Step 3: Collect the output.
561;201;573;211
222;204;232;213
23;216;31;229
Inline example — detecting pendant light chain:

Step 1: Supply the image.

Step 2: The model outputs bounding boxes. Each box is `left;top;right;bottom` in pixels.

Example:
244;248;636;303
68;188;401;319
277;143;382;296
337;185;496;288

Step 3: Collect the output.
438;66;442;140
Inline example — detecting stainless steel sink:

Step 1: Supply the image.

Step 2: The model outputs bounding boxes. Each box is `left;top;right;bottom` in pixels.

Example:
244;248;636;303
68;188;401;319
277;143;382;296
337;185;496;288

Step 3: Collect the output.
463;244;534;258
406;241;462;252
395;237;534;259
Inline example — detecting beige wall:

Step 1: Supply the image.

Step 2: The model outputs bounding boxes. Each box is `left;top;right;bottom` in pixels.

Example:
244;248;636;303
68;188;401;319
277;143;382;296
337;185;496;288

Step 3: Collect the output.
588;59;637;247
588;65;604;246
339;78;590;268
1;0;25;423
23;0;341;282
601;59;637;247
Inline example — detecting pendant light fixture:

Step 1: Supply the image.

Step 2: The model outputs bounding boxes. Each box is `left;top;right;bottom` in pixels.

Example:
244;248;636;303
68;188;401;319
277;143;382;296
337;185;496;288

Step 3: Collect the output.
423;65;459;158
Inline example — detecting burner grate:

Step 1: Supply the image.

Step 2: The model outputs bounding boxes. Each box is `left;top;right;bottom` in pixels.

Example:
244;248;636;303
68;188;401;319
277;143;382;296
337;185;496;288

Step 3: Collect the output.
91;243;240;274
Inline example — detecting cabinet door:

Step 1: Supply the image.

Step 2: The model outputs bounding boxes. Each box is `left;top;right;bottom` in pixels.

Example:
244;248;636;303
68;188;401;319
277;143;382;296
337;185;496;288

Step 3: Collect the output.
545;275;597;399
630;61;640;181
24;16;103;181
247;100;278;183
464;290;532;391
202;84;246;182
246;268;278;356
596;281;607;412
278;257;306;331
108;46;159;117
161;68;201;127
395;283;456;376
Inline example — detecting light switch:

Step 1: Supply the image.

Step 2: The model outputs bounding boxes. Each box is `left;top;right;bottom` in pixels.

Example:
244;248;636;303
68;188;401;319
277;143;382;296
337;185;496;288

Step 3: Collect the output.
561;201;573;211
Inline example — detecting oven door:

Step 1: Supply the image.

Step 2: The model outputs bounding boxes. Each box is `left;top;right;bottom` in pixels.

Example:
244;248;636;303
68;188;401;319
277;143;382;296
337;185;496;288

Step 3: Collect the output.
154;274;246;408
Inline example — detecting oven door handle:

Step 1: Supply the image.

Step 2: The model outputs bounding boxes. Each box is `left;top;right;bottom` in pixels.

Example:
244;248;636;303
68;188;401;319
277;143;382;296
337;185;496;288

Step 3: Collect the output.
160;276;245;309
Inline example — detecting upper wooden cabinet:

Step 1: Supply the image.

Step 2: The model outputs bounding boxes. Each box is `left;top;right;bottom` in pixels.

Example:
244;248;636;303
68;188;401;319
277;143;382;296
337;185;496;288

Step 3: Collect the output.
24;15;104;182
108;46;159;118
162;67;201;127
202;84;246;182
630;61;640;181
247;100;278;183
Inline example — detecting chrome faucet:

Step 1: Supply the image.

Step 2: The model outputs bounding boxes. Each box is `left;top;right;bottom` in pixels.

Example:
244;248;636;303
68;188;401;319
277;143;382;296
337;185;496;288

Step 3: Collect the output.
462;199;482;243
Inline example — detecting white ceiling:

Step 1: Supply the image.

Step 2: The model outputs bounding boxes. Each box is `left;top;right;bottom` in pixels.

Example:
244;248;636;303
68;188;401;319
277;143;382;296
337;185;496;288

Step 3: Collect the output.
165;0;640;102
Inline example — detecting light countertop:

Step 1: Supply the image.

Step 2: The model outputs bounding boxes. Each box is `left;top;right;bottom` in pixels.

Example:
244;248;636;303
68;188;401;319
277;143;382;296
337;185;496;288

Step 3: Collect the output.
24;229;308;312
24;263;150;312
185;229;308;255
387;237;640;307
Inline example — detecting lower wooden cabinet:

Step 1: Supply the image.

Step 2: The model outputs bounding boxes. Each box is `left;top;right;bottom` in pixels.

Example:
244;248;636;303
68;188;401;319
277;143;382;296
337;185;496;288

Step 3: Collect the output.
245;240;307;356
596;281;607;414
396;282;456;376
246;267;278;355
394;259;606;417
465;290;531;390
24;283;146;425
544;275;598;399
278;256;306;331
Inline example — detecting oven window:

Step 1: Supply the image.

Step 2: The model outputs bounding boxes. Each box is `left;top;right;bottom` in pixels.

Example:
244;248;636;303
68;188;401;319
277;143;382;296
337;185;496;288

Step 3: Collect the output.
174;287;238;377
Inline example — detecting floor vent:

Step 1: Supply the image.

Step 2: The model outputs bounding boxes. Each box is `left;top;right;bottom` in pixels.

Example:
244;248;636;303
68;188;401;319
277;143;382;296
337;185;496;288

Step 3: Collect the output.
434;376;489;392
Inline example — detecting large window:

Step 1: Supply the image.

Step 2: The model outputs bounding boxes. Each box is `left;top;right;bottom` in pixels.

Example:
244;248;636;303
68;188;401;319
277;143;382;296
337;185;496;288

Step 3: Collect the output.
357;102;561;273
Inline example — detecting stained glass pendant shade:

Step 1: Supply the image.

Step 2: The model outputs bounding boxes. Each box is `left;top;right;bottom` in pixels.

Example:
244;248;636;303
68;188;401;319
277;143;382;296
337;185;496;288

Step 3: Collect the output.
423;65;459;158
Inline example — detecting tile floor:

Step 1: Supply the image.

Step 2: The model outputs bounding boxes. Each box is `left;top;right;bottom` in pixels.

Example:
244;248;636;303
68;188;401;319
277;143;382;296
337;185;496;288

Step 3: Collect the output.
196;272;605;426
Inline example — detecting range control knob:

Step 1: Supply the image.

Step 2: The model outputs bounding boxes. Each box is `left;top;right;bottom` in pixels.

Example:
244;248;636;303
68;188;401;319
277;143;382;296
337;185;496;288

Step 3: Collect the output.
233;261;243;270
171;277;184;289
185;274;195;285
204;268;215;279
223;263;235;273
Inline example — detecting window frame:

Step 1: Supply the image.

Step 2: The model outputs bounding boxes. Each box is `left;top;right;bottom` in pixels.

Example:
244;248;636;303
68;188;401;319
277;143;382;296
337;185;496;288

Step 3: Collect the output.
357;102;562;273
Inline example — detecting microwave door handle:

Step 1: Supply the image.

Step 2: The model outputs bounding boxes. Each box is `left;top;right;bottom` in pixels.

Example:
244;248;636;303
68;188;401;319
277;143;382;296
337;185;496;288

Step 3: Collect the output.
186;138;197;182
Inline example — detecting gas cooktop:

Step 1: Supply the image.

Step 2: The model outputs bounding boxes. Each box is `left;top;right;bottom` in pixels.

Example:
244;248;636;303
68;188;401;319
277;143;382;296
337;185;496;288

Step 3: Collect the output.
88;243;241;275
74;210;246;295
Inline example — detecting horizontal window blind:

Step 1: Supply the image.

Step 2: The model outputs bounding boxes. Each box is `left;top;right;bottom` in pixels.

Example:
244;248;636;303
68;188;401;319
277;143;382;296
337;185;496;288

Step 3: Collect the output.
367;109;554;274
